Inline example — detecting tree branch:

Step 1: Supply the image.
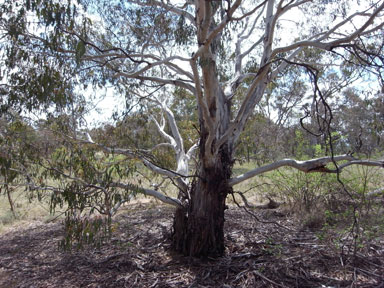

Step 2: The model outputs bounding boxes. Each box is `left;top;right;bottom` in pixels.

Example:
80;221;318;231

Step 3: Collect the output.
271;2;384;57
334;160;384;172
228;154;366;186
116;73;196;93
129;0;195;26
110;182;182;208
81;134;188;190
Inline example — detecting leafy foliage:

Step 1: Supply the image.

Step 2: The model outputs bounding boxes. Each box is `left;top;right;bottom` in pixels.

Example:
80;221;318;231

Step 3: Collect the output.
0;0;383;257
0;0;80;112
60;214;113;250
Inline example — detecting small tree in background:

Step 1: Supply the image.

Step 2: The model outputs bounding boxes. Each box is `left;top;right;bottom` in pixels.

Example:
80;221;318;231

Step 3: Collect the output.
1;0;384;257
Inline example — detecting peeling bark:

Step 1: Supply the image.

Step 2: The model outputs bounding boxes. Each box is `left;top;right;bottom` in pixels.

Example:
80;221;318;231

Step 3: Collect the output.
173;145;233;257
10;0;383;259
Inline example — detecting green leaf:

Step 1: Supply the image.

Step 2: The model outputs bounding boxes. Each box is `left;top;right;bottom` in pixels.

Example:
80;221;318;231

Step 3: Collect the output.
75;41;86;64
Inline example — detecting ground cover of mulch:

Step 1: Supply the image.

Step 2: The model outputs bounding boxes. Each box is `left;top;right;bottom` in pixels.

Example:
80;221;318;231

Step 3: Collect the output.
0;203;383;288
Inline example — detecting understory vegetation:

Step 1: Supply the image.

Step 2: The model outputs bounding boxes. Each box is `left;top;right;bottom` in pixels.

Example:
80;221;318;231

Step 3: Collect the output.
1;161;384;287
2;158;384;254
0;0;384;284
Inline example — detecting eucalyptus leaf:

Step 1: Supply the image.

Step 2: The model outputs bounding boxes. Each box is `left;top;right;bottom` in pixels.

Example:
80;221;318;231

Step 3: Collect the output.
75;40;86;64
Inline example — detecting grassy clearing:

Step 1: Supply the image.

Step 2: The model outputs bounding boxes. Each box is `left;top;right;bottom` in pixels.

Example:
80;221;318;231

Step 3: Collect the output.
2;161;383;247
0;188;55;233
0;171;174;234
231;161;273;204
231;160;384;204
231;160;384;248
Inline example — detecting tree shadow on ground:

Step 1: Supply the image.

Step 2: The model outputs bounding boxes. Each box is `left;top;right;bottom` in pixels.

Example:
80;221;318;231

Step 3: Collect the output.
0;203;383;288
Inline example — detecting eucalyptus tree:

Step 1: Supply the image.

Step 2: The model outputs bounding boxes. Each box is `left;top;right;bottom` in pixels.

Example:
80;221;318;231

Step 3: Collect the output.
0;112;40;217
334;88;384;155
1;0;384;257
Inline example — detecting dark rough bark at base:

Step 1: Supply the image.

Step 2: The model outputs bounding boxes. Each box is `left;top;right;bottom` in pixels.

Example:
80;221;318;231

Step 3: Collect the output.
172;207;188;253
172;149;233;257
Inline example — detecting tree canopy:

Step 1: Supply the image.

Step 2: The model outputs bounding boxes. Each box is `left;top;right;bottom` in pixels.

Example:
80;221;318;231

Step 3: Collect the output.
1;0;384;257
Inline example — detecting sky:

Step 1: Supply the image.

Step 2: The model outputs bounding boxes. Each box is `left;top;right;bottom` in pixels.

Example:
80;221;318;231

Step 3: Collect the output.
83;86;125;128
83;0;382;127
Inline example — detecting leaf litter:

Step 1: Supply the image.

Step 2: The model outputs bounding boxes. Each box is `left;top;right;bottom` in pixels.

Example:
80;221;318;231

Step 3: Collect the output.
0;203;383;287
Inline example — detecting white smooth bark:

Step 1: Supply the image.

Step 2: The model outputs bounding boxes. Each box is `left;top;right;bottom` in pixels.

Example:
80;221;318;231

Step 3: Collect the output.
91;0;384;206
65;1;384;166
228;155;382;186
82;133;189;191
110;182;182;208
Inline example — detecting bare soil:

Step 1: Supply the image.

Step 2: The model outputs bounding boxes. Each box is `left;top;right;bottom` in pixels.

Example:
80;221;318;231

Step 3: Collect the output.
0;203;383;287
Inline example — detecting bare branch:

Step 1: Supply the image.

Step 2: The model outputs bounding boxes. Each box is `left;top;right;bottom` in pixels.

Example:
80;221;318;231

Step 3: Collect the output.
272;2;384;56
232;4;265;82
151;114;177;148
217;68;269;150
115;56;190;78
78;135;188;191
186;143;199;160
162;105;184;154
117;73;196;93
110;182;182;208
232;0;268;21
150;142;175;152
335;160;384;172
229;154;360;186
218;0;276;149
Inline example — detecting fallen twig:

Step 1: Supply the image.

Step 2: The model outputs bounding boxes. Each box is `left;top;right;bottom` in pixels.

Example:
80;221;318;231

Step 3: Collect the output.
253;270;287;288
230;192;294;231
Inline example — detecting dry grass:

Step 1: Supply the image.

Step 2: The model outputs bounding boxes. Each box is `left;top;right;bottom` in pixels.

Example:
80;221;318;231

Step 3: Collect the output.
0;188;54;233
2;162;383;240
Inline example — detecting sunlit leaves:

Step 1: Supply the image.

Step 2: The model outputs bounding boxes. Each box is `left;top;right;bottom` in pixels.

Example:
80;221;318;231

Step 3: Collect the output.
0;0;82;113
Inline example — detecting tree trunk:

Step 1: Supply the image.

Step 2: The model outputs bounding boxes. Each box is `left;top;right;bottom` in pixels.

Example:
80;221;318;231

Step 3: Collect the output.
173;145;233;257
172;15;234;256
6;184;17;218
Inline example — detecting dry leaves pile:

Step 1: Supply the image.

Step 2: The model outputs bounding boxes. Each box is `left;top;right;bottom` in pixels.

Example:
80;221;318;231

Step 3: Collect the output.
0;203;383;287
